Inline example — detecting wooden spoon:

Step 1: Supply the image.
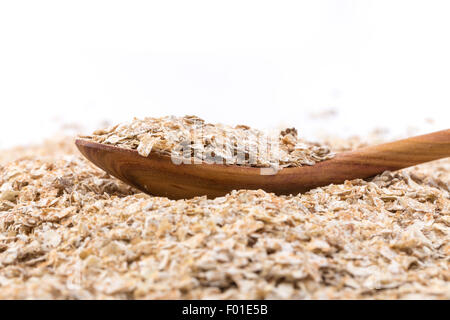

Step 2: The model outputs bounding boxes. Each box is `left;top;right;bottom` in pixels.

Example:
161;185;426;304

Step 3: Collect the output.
76;129;450;199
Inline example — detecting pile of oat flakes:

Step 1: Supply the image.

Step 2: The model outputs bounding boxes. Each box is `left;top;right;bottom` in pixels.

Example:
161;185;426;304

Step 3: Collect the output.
80;115;335;169
0;134;448;299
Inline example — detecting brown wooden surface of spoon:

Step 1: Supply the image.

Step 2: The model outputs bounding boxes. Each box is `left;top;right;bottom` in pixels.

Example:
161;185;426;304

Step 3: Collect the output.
76;129;450;199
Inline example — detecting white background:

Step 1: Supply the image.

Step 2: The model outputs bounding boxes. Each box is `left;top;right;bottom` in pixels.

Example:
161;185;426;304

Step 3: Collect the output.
0;0;449;148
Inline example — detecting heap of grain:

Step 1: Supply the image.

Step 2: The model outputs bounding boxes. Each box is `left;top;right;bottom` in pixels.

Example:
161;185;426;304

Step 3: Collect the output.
0;124;449;299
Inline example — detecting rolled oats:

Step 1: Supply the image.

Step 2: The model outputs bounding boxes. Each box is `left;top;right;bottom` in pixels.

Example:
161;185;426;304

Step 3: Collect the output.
80;115;335;169
0;133;448;299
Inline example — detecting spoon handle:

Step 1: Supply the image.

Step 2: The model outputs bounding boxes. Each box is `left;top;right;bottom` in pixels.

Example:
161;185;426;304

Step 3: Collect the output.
332;128;450;178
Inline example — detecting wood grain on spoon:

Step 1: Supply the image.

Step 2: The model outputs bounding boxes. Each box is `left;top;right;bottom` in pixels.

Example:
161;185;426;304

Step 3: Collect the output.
76;129;450;199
